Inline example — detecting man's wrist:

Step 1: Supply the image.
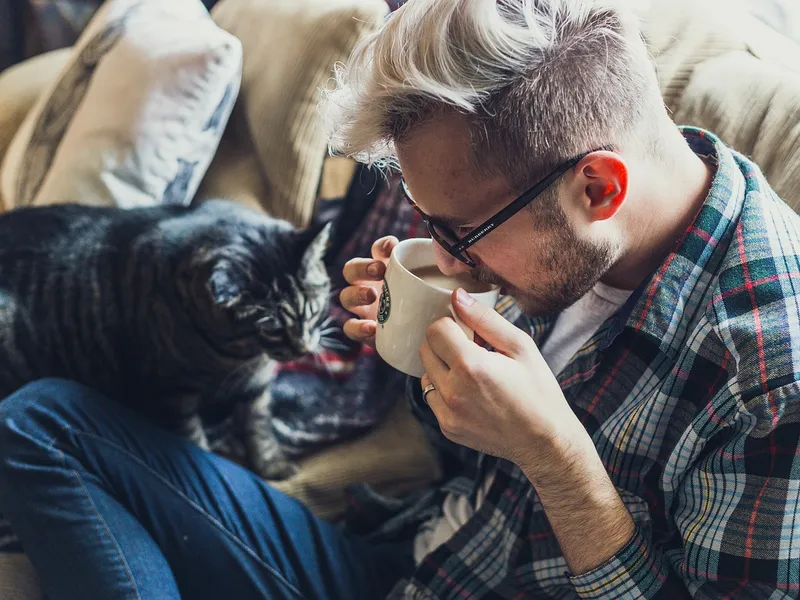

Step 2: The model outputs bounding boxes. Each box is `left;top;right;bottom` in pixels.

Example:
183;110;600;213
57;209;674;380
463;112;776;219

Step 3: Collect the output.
517;420;636;575
514;411;591;481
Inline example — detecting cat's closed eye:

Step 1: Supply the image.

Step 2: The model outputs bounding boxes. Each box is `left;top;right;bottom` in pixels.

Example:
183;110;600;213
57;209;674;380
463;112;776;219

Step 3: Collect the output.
257;314;282;332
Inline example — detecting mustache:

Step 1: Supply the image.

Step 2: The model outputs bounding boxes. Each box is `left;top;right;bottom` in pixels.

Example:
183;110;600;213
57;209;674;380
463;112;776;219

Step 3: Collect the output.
471;268;509;288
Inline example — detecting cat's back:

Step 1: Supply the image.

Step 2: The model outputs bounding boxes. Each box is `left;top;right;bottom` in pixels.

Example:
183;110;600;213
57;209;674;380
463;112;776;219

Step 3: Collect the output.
0;203;189;397
165;199;292;242
0;204;184;264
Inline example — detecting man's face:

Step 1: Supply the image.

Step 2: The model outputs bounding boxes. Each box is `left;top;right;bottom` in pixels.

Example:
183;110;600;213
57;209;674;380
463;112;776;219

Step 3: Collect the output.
396;114;617;316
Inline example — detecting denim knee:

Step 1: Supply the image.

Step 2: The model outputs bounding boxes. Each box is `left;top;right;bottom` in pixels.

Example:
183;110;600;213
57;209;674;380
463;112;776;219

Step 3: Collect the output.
0;378;94;456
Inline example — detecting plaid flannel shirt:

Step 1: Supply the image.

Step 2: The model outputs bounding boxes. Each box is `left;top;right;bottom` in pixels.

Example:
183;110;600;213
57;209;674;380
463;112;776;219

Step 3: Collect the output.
347;128;800;599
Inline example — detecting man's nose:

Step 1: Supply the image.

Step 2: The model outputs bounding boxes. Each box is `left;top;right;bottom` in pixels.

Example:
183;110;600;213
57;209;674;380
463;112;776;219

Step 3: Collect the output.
433;241;472;276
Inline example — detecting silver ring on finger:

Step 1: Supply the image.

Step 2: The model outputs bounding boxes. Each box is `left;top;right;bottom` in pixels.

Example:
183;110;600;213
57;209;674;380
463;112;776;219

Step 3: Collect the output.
422;383;436;405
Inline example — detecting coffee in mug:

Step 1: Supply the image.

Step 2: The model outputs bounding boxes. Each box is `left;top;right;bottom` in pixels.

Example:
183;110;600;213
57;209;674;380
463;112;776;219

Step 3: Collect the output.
407;265;492;293
375;239;500;378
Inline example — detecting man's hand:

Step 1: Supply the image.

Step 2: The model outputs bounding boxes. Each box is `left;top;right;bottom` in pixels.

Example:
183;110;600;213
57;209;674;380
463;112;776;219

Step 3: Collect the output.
419;287;580;464
420;287;635;575
340;236;399;349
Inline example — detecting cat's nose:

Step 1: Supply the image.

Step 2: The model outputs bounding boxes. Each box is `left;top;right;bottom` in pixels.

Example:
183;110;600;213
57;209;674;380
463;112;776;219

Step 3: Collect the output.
307;331;321;351
294;331;320;355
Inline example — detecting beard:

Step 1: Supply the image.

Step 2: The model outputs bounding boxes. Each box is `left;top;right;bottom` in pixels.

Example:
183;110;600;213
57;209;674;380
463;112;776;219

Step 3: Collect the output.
471;210;618;317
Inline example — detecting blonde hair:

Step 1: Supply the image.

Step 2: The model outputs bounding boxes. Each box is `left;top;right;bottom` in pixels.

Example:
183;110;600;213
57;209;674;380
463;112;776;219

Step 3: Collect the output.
320;0;665;191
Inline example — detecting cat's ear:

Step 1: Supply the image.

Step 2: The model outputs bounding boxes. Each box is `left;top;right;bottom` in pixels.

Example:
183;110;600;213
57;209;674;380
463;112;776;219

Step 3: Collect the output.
208;262;261;320
298;221;332;278
208;259;251;308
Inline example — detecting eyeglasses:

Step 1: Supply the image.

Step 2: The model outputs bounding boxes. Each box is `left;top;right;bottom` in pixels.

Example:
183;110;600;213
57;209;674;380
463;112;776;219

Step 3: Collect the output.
401;147;612;267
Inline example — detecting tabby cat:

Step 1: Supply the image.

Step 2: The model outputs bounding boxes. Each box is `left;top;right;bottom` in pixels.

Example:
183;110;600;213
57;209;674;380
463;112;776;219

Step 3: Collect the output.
0;200;332;480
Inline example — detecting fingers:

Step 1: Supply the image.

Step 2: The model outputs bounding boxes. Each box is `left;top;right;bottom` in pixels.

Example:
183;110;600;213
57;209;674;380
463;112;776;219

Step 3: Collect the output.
343;318;376;348
425;317;476;369
451;288;529;358
371;236;398;261
420;342;449;382
342;258;386;285
421;372;432;389
342;236;397;284
338;237;398;351
419;370;444;414
339;285;378;319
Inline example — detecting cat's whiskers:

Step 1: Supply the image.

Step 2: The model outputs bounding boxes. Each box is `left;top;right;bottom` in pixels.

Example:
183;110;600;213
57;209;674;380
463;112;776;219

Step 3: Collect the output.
304;348;342;378
318;337;351;353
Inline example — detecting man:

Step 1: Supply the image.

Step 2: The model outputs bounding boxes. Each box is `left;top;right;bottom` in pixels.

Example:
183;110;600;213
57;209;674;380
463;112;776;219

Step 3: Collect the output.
331;0;800;597
0;0;798;599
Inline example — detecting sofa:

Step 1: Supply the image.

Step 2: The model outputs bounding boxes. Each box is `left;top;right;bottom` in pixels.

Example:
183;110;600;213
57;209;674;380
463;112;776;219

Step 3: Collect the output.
1;0;800;597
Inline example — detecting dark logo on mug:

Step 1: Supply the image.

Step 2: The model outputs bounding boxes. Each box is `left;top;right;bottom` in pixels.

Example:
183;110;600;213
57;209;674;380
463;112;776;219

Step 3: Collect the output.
377;280;391;324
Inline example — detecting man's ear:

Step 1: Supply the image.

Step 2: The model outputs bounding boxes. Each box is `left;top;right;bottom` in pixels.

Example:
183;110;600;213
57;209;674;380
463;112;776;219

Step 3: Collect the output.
578;151;628;222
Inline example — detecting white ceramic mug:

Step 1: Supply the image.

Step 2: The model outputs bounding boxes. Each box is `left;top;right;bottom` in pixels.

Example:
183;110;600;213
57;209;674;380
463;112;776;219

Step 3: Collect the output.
375;239;500;378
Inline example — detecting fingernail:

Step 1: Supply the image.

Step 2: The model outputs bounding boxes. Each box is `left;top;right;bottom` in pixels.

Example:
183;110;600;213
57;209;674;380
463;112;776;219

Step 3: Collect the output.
361;322;376;335
456;288;475;307
382;238;394;253
367;263;381;277
359;288;371;303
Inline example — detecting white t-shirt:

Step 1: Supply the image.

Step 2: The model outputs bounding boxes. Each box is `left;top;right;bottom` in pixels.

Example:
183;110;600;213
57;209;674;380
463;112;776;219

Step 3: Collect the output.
539;281;634;375
413;281;633;564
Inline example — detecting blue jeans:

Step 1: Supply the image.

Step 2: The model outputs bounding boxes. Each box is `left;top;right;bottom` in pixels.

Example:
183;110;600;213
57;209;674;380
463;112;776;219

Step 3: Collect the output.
0;379;413;600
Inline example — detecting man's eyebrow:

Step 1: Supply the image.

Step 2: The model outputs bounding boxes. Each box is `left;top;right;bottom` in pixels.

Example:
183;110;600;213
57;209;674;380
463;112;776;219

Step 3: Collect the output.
403;179;474;228
428;213;469;229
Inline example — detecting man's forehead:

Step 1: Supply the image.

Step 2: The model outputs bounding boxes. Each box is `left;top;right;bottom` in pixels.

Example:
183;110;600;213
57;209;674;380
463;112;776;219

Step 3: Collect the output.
396;116;514;223
396;115;474;175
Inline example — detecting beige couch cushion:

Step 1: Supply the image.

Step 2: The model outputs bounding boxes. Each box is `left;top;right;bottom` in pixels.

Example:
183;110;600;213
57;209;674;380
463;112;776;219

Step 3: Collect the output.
0;554;44;600
671;51;800;211
207;0;387;227
641;0;800;211
639;0;750;111
194;114;271;213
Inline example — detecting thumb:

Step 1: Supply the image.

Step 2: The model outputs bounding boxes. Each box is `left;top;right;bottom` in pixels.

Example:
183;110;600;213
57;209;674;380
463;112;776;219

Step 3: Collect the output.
452;288;528;357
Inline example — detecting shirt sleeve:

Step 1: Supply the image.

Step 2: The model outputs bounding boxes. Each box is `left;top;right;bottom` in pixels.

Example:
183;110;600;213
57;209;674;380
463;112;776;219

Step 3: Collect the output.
571;383;800;599
569;524;690;599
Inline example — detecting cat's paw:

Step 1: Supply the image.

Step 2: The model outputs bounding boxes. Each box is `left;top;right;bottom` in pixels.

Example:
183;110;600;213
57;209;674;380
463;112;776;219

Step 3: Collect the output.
173;415;210;451
255;457;298;481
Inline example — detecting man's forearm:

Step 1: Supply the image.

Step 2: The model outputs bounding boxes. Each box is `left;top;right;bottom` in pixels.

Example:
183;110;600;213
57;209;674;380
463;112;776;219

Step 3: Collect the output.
517;424;636;575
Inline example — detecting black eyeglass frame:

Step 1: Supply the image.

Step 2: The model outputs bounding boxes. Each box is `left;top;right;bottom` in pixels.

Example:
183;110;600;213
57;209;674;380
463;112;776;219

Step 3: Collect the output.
401;146;613;267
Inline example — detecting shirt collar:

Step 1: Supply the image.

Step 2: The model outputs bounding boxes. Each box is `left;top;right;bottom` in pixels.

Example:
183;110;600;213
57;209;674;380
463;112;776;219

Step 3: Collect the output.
599;127;747;354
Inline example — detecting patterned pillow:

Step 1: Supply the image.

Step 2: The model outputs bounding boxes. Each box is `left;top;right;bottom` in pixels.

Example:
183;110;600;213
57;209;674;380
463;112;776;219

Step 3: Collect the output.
0;0;241;209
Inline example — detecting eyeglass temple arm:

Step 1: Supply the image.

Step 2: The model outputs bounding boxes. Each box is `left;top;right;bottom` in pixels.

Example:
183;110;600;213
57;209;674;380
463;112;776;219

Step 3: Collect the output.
452;146;614;253
451;156;581;253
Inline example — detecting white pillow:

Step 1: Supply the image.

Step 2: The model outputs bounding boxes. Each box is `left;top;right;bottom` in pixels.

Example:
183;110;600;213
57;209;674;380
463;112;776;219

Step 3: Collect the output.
0;0;242;209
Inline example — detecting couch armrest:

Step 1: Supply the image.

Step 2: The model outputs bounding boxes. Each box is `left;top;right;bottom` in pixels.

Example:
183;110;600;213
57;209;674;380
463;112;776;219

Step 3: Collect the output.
0;553;45;600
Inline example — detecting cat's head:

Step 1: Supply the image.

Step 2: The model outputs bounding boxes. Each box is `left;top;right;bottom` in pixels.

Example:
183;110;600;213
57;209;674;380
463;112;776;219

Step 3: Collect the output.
203;220;333;361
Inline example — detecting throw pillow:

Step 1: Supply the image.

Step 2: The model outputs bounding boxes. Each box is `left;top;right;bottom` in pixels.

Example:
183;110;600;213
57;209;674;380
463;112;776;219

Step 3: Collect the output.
0;48;71;211
0;0;242;209
208;0;387;227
